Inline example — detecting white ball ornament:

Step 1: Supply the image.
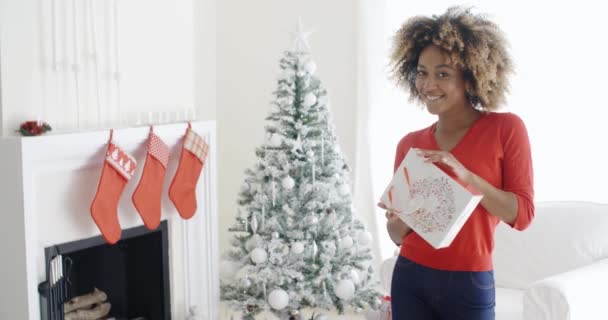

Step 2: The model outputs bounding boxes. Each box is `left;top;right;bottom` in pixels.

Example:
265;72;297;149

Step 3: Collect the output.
250;248;268;264
357;231;373;246
291;242;305;254
305;61;317;74
240;277;252;288
338;184;350;196
307;213;319;225
306;150;315;158
282;176;295;190
335;279;355;300
339;236;354;249
270;133;283;147
304;93;317;107
268;289;290;310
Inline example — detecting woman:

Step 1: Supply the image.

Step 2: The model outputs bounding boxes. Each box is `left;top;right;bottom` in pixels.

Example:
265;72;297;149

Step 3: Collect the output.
383;7;534;320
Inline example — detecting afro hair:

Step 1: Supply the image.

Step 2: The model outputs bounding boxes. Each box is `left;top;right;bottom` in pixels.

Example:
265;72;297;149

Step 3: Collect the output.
389;6;513;110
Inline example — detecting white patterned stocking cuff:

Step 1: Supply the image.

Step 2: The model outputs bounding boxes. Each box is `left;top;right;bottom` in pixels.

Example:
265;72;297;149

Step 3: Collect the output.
184;129;209;163
149;132;170;168
106;143;137;180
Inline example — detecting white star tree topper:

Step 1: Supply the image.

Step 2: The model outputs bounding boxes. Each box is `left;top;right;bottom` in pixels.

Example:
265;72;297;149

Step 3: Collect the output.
290;18;314;52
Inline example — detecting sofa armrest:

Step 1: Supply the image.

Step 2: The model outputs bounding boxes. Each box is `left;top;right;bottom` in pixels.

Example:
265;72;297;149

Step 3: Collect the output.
523;258;608;320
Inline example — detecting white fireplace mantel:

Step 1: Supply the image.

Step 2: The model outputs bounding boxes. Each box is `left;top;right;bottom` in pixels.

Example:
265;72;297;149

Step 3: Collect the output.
0;121;219;319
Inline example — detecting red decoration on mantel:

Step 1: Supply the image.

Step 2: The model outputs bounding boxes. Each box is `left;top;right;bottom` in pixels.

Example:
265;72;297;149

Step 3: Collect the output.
17;121;52;136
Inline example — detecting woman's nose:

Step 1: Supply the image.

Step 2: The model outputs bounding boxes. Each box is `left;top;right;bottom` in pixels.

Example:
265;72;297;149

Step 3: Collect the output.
422;77;438;91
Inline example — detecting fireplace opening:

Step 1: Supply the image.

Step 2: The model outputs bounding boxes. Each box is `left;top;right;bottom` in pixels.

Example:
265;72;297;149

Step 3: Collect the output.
42;220;171;320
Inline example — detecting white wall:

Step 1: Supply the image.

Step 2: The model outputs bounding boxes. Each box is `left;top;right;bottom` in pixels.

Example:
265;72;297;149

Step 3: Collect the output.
194;0;216;121
0;0;205;135
216;0;359;255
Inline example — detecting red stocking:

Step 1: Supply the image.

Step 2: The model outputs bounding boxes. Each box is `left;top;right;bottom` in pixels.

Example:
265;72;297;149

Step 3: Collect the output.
90;130;137;244
132;127;170;230
169;124;209;219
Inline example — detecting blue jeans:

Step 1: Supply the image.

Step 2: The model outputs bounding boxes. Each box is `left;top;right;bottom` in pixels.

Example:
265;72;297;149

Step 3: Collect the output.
391;256;495;320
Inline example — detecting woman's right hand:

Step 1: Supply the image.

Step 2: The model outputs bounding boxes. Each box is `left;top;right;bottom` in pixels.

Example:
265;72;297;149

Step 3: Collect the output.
379;202;412;245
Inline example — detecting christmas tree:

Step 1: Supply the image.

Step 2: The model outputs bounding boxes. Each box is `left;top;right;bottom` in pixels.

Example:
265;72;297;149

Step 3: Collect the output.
220;22;380;320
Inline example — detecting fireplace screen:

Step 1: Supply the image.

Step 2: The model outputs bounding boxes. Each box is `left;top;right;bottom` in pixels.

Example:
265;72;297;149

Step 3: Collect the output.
40;221;171;320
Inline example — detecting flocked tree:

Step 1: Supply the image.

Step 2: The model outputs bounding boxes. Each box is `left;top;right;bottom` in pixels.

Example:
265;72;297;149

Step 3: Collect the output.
220;22;380;320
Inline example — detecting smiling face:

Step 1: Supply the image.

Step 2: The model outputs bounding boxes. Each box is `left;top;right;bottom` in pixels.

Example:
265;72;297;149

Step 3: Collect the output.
415;45;469;115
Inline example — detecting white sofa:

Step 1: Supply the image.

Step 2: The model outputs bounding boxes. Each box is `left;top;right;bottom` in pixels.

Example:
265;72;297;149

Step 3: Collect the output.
379;201;608;320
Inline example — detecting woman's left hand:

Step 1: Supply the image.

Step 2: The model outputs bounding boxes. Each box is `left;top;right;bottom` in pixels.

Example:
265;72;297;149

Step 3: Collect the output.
415;148;474;183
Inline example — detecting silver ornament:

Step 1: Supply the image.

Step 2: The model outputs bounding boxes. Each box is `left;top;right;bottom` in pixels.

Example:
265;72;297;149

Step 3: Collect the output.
282;175;295;190
270;133;283;147
272;232;280;239
290;241;305;254
250;248;268;264
305;60;317;74
339;236;354;249
268;289;289;310
307;213;319;225
250;214;258;234
240;277;252;288
334;279;355;300
303;92;317;107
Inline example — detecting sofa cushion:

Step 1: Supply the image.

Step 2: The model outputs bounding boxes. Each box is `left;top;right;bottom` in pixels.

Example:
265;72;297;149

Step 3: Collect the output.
493;201;608;289
380;255;398;293
496;287;523;320
523;258;608;320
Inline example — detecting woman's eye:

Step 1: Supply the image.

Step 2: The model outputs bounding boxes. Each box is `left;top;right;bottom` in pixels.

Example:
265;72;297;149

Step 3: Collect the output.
438;72;449;78
416;70;426;76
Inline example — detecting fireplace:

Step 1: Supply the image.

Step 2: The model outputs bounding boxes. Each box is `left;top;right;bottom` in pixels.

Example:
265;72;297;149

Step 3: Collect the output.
0;122;219;319
41;221;171;320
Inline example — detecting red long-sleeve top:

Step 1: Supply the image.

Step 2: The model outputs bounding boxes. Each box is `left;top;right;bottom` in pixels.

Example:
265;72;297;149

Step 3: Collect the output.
394;112;534;271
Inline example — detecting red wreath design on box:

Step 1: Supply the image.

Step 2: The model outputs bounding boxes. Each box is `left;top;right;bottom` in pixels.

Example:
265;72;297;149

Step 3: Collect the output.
403;176;456;233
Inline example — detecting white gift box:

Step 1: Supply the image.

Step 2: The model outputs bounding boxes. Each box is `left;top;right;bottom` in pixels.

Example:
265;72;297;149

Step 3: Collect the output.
379;148;483;249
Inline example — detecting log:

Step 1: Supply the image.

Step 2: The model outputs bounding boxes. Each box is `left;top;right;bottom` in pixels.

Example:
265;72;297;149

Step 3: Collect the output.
63;287;108;313
64;302;111;320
